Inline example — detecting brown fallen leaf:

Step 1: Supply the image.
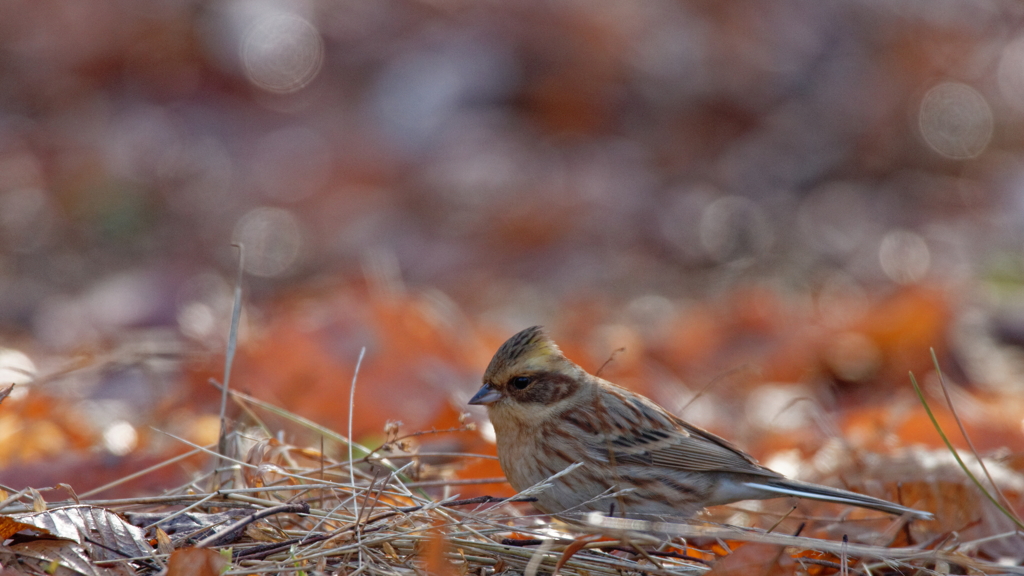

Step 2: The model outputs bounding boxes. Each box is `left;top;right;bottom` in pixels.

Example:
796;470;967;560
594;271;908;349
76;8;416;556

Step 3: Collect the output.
0;516;50;540
706;542;796;576
0;539;112;576
16;506;151;561
167;548;225;576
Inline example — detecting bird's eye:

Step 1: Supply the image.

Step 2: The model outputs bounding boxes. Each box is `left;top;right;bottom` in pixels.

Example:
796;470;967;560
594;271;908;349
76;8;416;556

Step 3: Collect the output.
511;376;532;390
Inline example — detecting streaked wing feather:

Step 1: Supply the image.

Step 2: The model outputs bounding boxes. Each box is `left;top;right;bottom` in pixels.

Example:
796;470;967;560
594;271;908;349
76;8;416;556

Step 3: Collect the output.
588;413;782;478
648;437;781;477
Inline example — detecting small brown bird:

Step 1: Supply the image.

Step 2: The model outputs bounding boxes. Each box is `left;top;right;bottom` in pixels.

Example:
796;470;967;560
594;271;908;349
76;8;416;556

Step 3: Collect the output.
469;326;933;522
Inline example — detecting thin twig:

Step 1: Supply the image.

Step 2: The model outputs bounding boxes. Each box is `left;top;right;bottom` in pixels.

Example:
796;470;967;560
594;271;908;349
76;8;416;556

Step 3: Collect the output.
348;346;366;566
841;533;849;576
595;347;625;377
141;492;221;531
765;505;797;534
402;477;508;488
679;364;754;414
196;503;310;548
79;446;208;498
361;425;479;462
217;243;245;462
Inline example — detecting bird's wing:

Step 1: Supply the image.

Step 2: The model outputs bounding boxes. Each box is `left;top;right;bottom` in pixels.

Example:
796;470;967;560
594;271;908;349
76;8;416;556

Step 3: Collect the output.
650;421;783;478
583;399;782;478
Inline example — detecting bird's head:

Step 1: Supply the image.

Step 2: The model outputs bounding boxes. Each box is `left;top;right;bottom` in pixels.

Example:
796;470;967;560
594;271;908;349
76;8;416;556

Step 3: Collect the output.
469;326;588;412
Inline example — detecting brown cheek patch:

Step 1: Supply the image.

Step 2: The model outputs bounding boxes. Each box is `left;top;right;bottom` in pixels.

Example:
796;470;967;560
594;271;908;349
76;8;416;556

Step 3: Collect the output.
564;411;599;435
514;372;580;404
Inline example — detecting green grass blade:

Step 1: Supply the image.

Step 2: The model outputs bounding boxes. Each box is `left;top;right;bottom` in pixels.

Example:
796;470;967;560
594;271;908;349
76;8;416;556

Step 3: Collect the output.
909;371;1024;529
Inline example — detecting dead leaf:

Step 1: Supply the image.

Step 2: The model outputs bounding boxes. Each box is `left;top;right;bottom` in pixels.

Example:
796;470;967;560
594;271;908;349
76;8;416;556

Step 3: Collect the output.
0;540;112;576
0;516;51;540
27;489;44;513
155;527;173;556
244;522;279;542
706;542;795;576
554;535;601;576
420;522;457;576
167;547;226;576
16;506;151;561
56;484;80;505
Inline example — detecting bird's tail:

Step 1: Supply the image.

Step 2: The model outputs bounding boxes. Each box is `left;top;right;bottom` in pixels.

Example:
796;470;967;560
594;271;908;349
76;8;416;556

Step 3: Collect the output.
744;478;934;521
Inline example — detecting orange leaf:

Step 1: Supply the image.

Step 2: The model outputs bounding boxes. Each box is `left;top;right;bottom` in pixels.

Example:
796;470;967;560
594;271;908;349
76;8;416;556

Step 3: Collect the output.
0;516;49;540
420;522;458;576
707;542;795;576
167;547;226;576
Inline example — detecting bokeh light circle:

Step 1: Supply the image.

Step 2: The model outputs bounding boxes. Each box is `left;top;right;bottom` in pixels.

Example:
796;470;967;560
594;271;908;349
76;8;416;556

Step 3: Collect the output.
242;14;324;94
879;229;930;284
918;82;993;159
103;421;139;456
233;207;304;277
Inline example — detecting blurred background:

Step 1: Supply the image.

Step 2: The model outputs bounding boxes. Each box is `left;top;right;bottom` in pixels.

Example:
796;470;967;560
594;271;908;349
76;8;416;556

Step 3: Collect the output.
1;0;1024;518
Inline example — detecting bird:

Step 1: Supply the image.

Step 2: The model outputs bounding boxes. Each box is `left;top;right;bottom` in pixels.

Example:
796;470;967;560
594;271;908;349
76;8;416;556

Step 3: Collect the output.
469;326;933;523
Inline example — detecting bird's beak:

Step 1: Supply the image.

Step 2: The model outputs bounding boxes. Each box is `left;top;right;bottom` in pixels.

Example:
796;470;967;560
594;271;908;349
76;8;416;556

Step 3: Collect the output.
468;383;502;406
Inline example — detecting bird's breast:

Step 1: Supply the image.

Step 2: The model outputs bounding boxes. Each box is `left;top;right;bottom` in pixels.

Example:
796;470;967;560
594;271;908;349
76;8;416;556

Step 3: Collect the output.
493;418;548;492
490;409;581;492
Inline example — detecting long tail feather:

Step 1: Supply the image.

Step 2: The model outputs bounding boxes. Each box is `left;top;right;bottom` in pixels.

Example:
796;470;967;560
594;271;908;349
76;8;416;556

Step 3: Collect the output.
744;479;934;520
